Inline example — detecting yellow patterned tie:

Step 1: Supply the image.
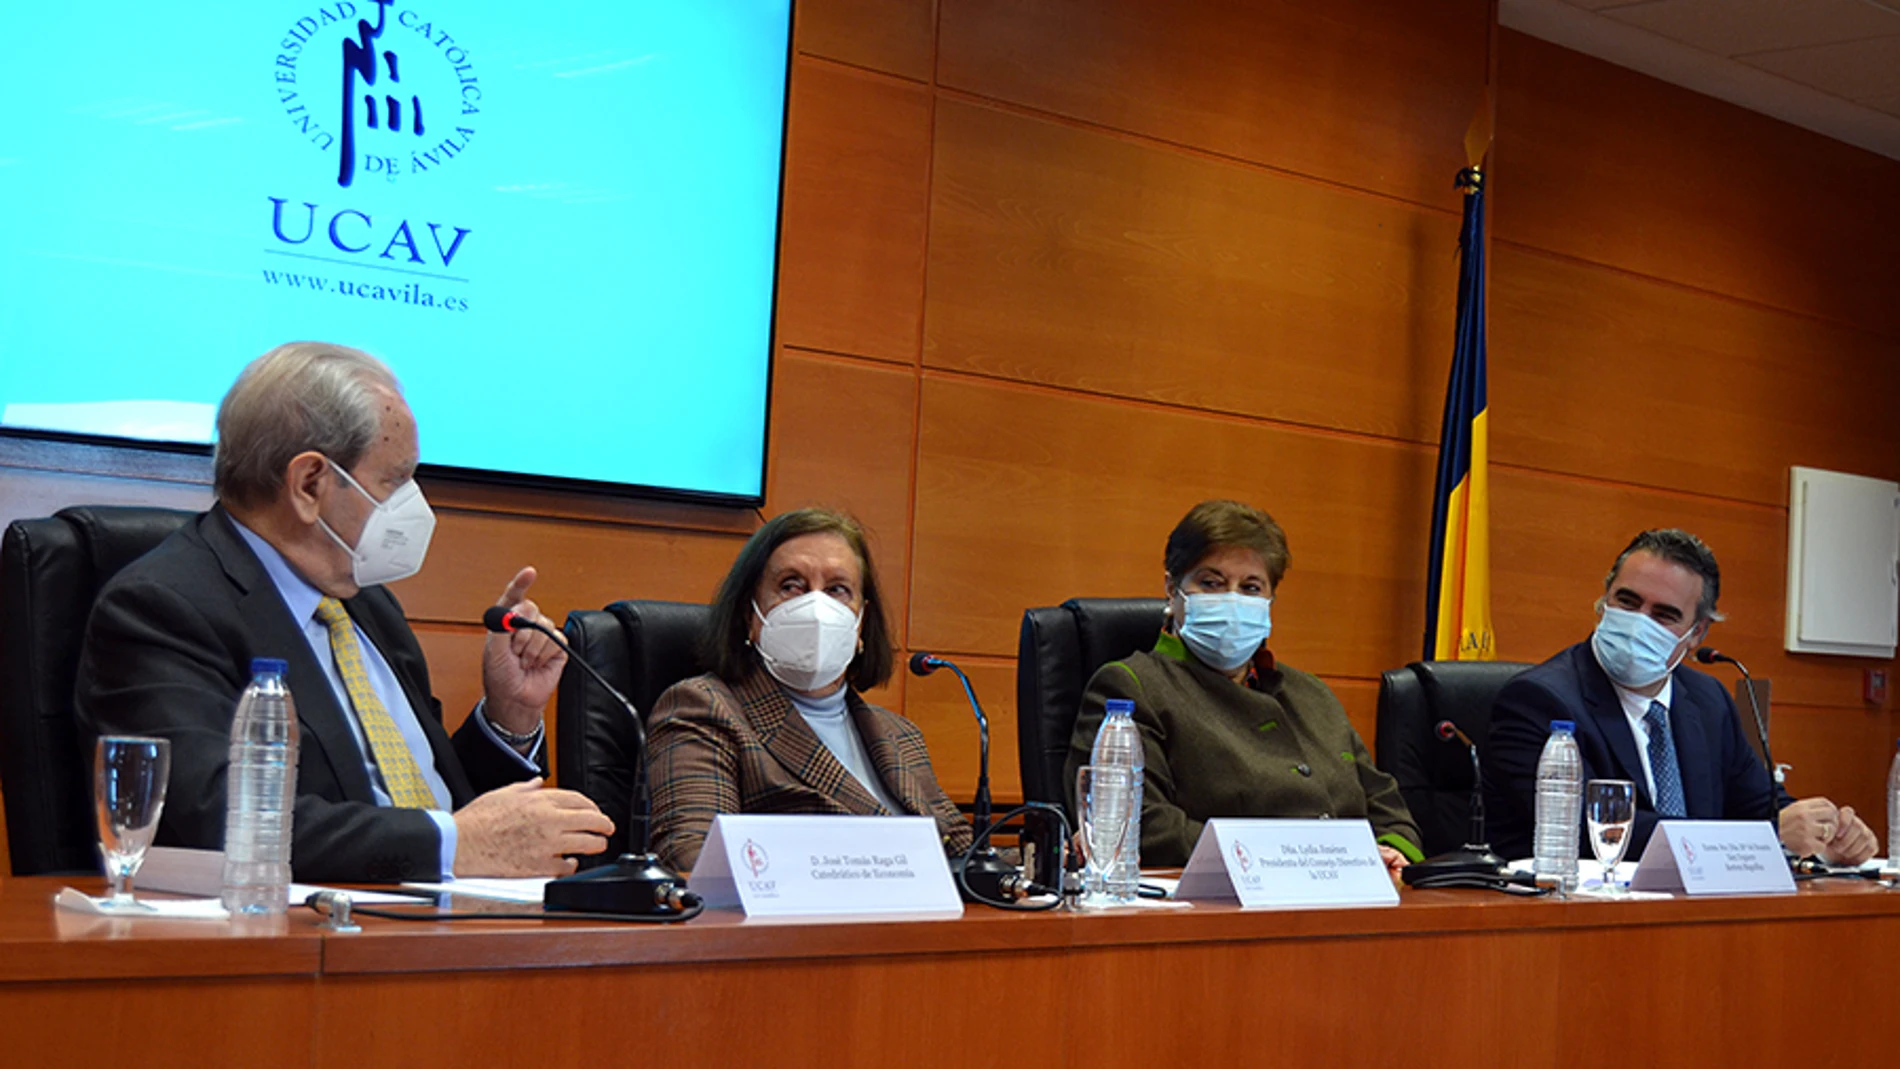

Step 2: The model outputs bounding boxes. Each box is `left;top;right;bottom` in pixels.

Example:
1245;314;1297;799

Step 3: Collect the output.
314;597;437;809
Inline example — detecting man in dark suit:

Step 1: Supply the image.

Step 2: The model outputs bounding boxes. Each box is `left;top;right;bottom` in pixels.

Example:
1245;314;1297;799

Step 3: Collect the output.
1485;529;1875;865
78;342;612;881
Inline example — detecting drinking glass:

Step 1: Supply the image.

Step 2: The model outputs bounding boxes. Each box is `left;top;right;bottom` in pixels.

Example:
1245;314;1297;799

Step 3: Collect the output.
1585;778;1636;896
1074;764;1132;908
94;736;171;909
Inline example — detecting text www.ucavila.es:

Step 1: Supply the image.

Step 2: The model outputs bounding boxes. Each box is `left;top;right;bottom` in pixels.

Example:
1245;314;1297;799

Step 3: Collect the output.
260;268;469;312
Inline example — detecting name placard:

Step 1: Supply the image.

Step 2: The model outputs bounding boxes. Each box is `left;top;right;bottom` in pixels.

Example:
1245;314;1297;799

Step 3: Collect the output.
1629;820;1795;896
1175;819;1398;910
689;814;962;920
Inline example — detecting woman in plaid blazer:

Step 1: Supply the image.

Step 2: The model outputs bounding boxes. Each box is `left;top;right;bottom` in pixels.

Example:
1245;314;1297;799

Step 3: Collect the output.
647;508;974;872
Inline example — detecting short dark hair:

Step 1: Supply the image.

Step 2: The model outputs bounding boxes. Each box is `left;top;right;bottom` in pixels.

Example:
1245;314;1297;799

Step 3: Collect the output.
1604;528;1725;624
702;508;895;690
1164;500;1291;590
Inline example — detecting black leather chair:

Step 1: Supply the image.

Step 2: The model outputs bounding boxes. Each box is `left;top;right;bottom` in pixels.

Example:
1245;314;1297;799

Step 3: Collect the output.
1;505;194;875
1015;598;1166;812
1373;659;1532;858
556;599;709;863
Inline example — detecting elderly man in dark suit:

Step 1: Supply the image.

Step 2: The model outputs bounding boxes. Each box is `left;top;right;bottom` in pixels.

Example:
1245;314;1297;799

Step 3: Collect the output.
78;342;612;881
1484;528;1875;866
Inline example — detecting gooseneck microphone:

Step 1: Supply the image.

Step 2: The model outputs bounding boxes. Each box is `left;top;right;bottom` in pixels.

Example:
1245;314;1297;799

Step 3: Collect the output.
1436;719;1492;856
483;606;695;918
1400;718;1509;888
1695;646;1782;786
908;652;992;833
909;651;1027;905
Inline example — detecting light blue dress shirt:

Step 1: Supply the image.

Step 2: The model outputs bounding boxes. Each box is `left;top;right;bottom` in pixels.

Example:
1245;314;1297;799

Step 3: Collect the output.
231;520;540;876
787;687;902;813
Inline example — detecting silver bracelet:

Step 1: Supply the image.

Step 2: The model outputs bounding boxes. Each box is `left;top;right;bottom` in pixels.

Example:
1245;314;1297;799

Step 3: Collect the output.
489;718;543;748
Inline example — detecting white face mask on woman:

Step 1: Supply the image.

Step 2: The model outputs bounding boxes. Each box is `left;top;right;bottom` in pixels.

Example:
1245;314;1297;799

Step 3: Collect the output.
753;591;862;692
316;459;437;586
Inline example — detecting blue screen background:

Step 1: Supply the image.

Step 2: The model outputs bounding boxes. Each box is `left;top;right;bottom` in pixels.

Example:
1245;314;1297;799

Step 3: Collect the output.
0;1;789;500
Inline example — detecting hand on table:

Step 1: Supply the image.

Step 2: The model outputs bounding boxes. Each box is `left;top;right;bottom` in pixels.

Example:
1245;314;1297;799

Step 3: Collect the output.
452;779;613;877
1779;797;1876;865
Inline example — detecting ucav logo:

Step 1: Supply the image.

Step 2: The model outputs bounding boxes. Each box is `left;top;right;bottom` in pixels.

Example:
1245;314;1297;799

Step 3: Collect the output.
272;1;483;187
269;197;471;267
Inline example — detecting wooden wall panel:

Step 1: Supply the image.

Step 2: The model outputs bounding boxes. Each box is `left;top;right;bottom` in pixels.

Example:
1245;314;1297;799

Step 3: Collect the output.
776;59;934;364
410;627;488;739
795;0;937;82
923;99;1460;443
765;350;920;644
1330;678;1381;760
901;657;1017;801
937;0;1490;212
1773;704;1900;842
908;375;1438;678
387;509;747;626
1490;465;1884;712
1494;31;1900;338
1490;245;1900;507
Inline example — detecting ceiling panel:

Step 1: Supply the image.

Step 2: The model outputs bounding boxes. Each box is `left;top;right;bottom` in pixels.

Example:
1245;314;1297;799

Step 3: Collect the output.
1864;91;1900;119
1740;34;1900;102
1509;0;1900;160
1604;0;1900;57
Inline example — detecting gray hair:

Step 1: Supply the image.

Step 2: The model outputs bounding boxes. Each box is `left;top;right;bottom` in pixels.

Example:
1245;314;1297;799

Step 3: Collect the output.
213;342;402;508
1602;528;1726;624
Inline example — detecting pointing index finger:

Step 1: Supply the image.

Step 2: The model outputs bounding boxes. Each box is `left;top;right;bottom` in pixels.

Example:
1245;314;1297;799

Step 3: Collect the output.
496;565;537;609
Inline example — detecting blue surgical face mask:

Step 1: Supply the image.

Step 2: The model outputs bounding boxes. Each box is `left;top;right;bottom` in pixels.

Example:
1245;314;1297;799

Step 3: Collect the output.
1592;605;1691;689
1177;592;1273;673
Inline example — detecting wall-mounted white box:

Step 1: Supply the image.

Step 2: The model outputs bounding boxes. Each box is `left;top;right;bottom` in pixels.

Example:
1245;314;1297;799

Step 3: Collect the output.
1785;467;1899;658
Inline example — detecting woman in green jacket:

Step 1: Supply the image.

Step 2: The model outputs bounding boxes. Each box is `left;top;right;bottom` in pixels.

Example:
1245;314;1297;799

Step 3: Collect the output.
1065;500;1422;874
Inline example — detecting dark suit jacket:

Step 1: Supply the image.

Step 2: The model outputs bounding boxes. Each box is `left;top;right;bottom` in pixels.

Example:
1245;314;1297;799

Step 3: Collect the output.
75;506;537;882
646;669;975;872
1483;641;1782;861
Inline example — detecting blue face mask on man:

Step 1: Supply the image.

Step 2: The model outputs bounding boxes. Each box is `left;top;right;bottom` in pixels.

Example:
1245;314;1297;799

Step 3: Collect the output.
1591;605;1692;689
1178;592;1273;673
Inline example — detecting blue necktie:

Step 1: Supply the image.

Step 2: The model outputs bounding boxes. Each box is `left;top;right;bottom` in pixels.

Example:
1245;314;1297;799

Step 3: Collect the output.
1645;701;1686;818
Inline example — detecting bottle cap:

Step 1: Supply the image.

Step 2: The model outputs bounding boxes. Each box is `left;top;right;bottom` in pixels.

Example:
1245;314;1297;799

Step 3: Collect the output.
250;657;289;676
1550;720;1575;733
1104;699;1135;714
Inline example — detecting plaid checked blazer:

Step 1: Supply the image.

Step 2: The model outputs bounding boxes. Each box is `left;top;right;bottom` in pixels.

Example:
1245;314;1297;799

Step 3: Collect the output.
647;668;974;872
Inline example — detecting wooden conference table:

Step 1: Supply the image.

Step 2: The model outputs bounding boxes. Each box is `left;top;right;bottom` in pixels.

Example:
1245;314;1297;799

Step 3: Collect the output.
2;874;1896;1069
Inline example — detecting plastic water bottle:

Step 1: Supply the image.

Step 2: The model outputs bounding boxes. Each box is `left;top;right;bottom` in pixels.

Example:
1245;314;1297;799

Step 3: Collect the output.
222;658;299;914
1887;738;1900;872
1090;698;1144;903
1532;719;1582;893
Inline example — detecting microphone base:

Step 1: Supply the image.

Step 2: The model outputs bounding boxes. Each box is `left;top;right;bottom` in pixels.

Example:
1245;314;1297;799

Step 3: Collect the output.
955;848;1024;904
1402;845;1509;887
544;852;690;916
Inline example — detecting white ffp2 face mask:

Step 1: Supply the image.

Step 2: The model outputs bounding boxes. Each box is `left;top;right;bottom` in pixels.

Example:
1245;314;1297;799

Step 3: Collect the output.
317;459;437;586
753;591;862;693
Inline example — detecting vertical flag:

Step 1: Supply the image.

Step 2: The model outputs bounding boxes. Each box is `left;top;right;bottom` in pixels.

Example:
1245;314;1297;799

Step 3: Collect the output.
1424;164;1495;661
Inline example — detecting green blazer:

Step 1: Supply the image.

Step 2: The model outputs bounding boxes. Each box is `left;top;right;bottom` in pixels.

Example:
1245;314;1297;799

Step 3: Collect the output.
1065;633;1423;867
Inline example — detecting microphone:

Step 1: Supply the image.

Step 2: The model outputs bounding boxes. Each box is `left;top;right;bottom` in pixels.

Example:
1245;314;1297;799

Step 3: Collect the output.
908;650;1018;904
1695;646;1784;786
1401;716;1507;887
907;652;990;833
482;605;690;917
